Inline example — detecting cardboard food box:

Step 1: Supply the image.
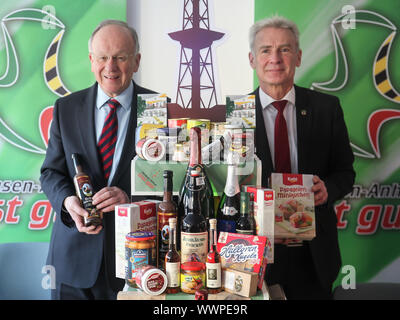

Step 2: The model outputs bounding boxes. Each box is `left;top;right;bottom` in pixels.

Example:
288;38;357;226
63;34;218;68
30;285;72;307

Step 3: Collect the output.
225;95;256;128
222;268;258;298
270;173;315;240
217;232;268;290
115;200;160;279
243;186;275;263
137;93;168;126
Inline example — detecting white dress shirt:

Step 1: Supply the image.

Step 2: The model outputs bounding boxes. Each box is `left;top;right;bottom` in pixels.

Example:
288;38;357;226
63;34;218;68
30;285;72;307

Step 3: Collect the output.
95;81;133;184
259;86;298;173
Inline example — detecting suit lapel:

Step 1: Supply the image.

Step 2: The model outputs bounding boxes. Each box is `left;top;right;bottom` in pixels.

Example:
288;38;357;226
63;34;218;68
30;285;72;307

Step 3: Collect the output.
294;85;312;173
77;83;106;187
254;87;273;187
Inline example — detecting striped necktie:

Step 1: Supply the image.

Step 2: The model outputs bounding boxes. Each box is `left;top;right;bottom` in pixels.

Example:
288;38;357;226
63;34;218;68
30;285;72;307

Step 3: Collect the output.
98;99;120;181
272;100;291;173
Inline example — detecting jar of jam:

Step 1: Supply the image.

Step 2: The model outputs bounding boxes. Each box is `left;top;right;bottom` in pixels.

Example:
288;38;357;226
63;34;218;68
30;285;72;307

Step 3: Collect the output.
125;231;156;287
135;265;168;296
180;262;206;294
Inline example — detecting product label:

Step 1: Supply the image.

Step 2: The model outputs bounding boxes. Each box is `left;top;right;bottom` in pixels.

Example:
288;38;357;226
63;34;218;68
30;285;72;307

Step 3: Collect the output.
75;175;100;219
181;231;208;263
222;204;238;216
157;212;175;246
165;261;180;287
206;262;221;288
126;247;155;281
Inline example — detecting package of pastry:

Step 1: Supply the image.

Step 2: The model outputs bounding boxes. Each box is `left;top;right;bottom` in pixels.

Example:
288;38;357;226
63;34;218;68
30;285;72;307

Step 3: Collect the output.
270;173;315;240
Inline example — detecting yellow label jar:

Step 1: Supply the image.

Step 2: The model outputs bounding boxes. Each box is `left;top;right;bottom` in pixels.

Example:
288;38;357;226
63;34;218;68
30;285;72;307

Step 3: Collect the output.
180;261;206;294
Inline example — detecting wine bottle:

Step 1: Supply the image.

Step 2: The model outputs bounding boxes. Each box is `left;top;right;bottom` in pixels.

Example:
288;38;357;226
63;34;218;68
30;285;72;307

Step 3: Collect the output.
180;170;208;263
217;163;240;234
71;153;102;227
165;217;180;293
178;127;214;228
236;192;256;235
157;170;177;269
206;218;222;293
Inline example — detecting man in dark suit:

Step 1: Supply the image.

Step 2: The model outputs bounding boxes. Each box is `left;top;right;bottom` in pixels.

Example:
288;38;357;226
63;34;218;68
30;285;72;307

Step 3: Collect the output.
248;16;355;299
40;20;156;299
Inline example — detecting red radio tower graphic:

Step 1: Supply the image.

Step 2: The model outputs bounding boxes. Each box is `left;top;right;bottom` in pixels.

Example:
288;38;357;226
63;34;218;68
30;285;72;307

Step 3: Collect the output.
168;0;226;121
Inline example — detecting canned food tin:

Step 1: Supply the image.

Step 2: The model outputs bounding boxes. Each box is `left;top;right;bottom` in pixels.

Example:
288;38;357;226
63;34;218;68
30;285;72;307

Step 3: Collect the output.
168;118;189;129
187;119;210;131
125;231;156;287
180;262;206;294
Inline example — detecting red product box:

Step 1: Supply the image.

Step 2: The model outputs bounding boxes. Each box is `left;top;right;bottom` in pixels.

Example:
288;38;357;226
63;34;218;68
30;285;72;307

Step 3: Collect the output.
217;232;268;290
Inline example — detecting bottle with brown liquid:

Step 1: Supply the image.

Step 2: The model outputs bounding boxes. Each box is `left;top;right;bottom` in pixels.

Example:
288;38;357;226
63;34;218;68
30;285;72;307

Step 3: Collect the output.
165;217;180;294
157;170;177;269
71;153;102;227
206;218;222;293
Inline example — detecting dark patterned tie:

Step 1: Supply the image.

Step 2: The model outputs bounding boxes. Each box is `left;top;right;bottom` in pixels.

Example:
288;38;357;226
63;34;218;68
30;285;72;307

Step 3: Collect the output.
272;100;291;173
98;99;120;181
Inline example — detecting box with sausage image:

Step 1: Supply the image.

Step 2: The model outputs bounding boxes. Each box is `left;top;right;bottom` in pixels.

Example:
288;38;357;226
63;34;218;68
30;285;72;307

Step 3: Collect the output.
270;173;315;240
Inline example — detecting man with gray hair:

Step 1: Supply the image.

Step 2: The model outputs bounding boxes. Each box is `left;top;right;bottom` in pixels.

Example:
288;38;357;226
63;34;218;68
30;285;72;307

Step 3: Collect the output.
40;20;156;299
249;16;355;299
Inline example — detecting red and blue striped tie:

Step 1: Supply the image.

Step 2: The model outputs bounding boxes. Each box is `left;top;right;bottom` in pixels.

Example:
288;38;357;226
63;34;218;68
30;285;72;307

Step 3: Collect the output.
98;99;120;181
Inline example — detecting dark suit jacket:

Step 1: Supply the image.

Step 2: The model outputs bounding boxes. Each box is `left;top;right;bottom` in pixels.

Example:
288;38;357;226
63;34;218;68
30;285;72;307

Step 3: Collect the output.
254;85;355;290
40;81;155;290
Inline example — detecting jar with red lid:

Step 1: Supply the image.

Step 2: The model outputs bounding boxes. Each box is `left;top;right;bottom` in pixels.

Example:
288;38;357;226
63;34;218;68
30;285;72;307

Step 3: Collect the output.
135;265;168;296
125;231;156;287
180;261;206;294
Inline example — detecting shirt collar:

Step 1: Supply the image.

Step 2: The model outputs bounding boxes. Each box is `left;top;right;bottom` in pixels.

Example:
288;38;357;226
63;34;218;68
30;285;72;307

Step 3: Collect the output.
259;86;296;110
96;81;134;111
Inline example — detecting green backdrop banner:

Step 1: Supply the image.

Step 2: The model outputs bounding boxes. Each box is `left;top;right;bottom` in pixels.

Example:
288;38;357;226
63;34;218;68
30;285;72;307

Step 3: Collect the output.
255;0;400;286
0;0;125;243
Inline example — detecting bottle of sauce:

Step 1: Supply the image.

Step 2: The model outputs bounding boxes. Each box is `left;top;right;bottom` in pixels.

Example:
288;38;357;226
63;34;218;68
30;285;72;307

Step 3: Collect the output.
157;170;177;269
217;163;240;235
71;153;102;227
180;170;208;263
164;217;180;294
206;218;222;293
236;192;256;235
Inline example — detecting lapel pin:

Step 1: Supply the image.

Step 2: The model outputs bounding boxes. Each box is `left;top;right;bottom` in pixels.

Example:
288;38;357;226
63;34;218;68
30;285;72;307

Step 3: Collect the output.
301;110;307;116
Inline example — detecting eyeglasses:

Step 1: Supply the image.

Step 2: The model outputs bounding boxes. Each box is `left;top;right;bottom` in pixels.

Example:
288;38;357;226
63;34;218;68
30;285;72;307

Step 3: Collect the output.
91;53;134;64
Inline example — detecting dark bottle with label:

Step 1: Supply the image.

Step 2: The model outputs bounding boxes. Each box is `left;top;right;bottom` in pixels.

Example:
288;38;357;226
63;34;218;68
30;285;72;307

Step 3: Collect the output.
157;170;177;269
165;217;180;293
178;127;214;229
217;164;240;234
236;192;256;235
71;153;102;227
180;170;208;263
